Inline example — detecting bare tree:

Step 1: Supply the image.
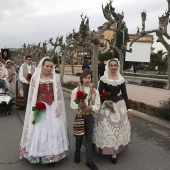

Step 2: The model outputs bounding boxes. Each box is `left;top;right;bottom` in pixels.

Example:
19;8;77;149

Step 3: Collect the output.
128;0;170;89
60;0;125;88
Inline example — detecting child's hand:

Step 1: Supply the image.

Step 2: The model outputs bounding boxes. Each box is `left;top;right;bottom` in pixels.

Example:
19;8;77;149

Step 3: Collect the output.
84;106;92;112
78;102;86;108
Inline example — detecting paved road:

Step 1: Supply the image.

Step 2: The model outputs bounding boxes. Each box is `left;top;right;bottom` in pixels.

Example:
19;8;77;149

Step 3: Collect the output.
0;91;170;170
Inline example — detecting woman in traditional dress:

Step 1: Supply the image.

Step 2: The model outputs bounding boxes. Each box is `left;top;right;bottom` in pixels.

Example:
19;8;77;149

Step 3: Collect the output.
0;60;9;91
93;58;131;164
20;57;69;166
5;60;16;99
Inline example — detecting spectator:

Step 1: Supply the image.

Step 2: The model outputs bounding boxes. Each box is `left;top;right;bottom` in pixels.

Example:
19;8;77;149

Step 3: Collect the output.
98;61;105;79
19;55;35;108
82;60;90;71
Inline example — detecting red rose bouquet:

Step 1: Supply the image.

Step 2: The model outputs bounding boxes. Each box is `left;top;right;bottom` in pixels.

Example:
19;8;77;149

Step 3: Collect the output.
32;101;46;124
27;74;32;82
74;90;87;104
74;90;88;118
101;91;115;113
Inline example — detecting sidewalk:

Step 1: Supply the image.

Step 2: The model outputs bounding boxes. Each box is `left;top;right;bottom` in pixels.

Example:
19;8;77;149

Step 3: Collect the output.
61;74;170;130
62;74;170;107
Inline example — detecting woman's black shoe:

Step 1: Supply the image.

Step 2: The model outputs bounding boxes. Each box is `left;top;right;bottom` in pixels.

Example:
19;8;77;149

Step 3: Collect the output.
47;163;55;167
111;158;117;164
74;156;80;163
86;161;98;170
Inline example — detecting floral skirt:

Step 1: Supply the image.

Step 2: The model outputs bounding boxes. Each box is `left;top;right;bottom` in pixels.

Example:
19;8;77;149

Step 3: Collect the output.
93;99;131;155
20;102;68;164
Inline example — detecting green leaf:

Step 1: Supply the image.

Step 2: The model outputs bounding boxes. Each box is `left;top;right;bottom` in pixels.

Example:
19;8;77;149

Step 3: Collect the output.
82;93;88;100
33;110;42;124
32;107;37;111
74;99;80;104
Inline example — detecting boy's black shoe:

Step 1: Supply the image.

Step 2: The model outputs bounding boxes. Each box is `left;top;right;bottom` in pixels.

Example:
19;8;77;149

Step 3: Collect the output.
86;161;98;170
111;158;117;164
74;156;80;163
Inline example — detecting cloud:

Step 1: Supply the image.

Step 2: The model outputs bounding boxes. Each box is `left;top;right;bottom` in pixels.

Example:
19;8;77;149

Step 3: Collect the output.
0;0;169;52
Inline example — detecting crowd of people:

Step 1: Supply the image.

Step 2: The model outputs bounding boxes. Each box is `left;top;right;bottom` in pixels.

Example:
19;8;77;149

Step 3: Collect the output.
0;56;131;170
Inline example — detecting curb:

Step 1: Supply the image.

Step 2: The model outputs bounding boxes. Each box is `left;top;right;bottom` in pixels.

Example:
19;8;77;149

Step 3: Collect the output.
132;110;170;130
62;87;170;130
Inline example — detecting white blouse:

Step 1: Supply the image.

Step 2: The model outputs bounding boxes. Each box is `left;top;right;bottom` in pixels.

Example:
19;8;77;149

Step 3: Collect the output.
70;86;101;113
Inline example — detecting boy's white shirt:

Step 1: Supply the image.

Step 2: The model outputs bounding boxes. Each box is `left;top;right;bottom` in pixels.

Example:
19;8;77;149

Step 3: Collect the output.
70;86;101;112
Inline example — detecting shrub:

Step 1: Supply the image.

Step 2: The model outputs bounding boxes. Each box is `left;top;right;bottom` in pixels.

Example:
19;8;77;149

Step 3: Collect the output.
158;98;170;120
128;81;140;85
62;81;78;90
129;99;170;121
141;80;167;89
129;99;159;117
75;72;82;76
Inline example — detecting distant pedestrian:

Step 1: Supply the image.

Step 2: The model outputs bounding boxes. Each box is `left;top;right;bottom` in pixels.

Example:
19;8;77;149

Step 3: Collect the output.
5;60;16;99
133;65;137;76
98;61;105;79
19;55;35;108
82;60;90;71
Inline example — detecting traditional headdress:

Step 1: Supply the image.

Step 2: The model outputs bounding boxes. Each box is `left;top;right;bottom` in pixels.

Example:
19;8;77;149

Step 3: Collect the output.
104;58;121;76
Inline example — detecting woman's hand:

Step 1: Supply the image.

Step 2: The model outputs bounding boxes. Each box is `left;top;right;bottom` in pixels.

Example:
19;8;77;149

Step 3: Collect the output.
55;103;62;117
127;111;131;119
105;101;113;108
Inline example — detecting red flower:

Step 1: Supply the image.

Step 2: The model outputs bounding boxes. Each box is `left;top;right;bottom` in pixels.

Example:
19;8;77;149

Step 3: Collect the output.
76;91;84;100
27;74;32;80
102;91;109;96
35;101;46;110
134;102;138;107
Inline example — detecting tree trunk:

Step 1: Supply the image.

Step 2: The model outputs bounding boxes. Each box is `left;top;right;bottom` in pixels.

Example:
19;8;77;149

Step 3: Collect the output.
92;45;99;88
167;50;170;90
56;54;61;72
60;49;67;83
116;50;124;75
70;54;75;75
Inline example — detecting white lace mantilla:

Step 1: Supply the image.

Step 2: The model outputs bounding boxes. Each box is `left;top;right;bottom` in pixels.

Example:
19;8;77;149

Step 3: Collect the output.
100;74;125;86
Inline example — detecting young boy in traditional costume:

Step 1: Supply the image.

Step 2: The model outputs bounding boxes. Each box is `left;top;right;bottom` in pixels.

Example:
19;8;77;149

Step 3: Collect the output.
70;69;100;170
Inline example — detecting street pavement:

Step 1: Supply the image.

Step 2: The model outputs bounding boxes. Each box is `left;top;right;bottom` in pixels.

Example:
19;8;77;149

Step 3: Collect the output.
0;91;170;170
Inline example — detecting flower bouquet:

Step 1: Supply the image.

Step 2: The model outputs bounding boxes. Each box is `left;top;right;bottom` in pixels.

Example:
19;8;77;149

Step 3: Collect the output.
101;91;115;113
73;90;87;136
32;101;46;124
74;90;88;105
27;73;32;83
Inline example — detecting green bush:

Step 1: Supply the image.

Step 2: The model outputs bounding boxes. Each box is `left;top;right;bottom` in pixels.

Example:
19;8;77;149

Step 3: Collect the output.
128;81;140;85
62;81;78;90
129;99;170;121
158;98;170;120
141;80;167;88
75;72;82;76
123;72;168;79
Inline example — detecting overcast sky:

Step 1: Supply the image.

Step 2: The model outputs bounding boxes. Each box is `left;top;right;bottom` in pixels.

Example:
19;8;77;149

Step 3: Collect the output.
0;0;169;52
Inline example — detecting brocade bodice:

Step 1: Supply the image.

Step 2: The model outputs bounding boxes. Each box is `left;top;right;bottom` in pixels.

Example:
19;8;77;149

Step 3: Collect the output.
37;79;54;105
